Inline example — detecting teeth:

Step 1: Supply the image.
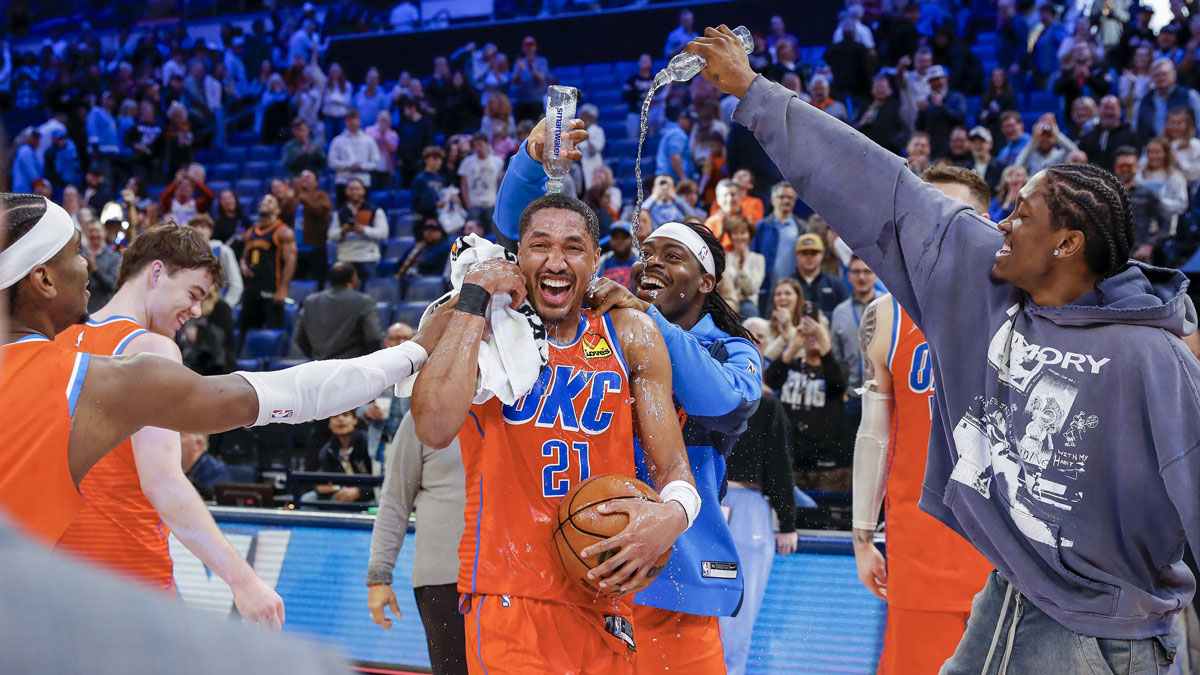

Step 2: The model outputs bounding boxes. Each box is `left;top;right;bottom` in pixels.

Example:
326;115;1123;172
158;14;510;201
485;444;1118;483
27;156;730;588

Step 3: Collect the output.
642;277;665;289
542;279;570;288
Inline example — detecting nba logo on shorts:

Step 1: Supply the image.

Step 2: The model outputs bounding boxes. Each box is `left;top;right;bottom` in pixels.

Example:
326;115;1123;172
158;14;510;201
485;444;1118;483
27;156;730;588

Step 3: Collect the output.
271;409;295;419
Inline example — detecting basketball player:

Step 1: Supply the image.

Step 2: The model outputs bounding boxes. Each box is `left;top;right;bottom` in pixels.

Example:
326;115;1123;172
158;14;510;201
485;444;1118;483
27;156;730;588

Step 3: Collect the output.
238;193;296;345
0;194;450;575
851;167;994;673
493;133;761;674
697;28;1200;670
53;225;283;626
411;193;699;674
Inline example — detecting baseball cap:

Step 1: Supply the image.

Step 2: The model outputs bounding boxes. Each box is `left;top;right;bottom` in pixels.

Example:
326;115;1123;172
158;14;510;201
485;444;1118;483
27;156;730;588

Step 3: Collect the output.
925;65;949;82
795;233;825;253
50;128;68;140
609;221;633;236
968;126;992;144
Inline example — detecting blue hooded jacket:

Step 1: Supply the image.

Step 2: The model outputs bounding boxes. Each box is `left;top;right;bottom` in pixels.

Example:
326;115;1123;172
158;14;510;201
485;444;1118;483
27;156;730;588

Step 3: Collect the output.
493;142;761;616
737;75;1200;640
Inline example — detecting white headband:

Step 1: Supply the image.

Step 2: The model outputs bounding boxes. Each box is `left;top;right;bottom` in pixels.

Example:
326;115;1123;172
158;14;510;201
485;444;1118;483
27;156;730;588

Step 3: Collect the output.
644;222;716;276
0;198;77;290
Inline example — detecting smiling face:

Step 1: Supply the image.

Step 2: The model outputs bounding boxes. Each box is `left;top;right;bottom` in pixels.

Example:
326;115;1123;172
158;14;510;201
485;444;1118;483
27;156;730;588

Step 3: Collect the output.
992;172;1060;289
518;208;599;327
635;236;714;321
772;281;798;314
145;263;214;335
1146;139;1167;170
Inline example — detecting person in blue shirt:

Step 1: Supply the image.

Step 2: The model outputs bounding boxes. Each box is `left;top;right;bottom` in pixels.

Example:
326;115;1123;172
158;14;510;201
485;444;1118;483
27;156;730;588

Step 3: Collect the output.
44;128;80;195
11;128;43;194
597;221;637;290
656;108;695;183
494;120;761;675
752;181;804;312
995;110;1031;166
86;92;122;165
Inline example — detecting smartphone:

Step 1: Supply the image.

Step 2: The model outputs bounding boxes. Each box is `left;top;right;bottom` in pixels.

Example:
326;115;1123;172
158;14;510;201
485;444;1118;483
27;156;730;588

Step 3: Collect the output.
803;301;818;319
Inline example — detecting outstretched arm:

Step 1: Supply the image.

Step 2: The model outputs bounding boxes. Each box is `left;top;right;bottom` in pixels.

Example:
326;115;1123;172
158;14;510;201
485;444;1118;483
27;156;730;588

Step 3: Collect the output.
687;26;1001;331
68;303;454;483
580;309;694;595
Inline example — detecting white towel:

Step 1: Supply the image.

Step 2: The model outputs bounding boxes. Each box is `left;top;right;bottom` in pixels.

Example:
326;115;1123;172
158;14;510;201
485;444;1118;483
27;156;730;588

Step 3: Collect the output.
396;234;548;406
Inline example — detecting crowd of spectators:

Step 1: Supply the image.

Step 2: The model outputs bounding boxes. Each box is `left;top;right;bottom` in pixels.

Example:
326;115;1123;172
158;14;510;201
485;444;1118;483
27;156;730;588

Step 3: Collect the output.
11;0;1200;518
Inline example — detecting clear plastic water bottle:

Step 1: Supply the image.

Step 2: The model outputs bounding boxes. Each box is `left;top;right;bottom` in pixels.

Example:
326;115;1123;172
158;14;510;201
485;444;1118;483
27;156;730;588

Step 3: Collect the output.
544;85;579;194
653;26;754;88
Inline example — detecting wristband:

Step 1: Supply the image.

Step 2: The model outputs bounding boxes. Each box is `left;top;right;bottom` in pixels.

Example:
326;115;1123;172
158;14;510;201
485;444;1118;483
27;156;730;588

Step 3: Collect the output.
456;283;492;317
659;480;701;531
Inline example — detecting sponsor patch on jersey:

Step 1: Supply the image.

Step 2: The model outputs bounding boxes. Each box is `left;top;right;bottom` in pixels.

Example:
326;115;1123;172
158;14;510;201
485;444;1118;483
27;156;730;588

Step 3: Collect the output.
582;333;613;359
701;560;739;579
500;594;511;607
270;409;295;419
605;614;636;651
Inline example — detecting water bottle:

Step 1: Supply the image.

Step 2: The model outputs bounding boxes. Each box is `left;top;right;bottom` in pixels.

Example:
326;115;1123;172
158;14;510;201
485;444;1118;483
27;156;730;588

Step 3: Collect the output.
544;85;579;194
653;25;754;88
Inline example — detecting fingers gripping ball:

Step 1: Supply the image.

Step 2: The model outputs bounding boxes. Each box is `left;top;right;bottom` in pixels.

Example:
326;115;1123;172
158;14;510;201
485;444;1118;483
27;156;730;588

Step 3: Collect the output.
553;474;671;594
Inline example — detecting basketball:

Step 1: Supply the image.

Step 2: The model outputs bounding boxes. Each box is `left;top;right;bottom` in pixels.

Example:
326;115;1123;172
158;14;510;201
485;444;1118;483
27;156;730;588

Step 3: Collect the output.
553;473;672;595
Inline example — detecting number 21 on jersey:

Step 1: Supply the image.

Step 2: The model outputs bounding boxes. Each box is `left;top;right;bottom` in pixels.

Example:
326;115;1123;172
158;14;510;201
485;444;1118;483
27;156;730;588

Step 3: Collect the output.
542;440;591;497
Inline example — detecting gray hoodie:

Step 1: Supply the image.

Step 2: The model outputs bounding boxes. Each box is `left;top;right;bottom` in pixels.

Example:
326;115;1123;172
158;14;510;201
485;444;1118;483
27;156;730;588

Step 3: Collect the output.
734;75;1200;639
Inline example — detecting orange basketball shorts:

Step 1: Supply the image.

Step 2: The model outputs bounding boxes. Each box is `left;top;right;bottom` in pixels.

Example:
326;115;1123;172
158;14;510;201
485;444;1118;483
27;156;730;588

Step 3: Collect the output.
633;604;726;675
462;594;635;675
878;606;969;675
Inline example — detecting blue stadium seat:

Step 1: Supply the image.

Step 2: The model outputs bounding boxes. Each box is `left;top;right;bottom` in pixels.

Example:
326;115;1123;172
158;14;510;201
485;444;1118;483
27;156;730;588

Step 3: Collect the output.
250;145;277;163
267;357;309;371
240;329;285;359
585;74;620;91
376;302;392;326
195;149;221;164
392;190;413;210
591;90;621;106
388;211;415;238
235;178;263;198
403;276;446;302
212;162;240;181
240;197;256;216
230;131;259;146
598;103;626;121
391;301;429;327
244;161;272;181
369;190;394;209
283;303;300;335
608;138;638;157
383;236;415;260
582;63;612;78
365;277;401;304
207;180;232;195
556;65;584;81
236;358;262;371
289;280;318;305
327;241;338;266
612;61;638;78
223;147;248;164
378;260;399;277
599;121;625;141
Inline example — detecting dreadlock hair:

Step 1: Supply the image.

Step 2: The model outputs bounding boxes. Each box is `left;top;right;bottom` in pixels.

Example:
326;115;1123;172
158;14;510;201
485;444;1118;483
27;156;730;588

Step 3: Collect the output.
1041;163;1134;280
2;193;52;308
679;221;754;342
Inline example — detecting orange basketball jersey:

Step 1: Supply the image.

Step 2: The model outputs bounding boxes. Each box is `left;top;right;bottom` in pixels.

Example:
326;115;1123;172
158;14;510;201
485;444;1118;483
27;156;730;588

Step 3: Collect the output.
457;310;636;615
0;336;90;543
884;298;992;612
54;316;175;591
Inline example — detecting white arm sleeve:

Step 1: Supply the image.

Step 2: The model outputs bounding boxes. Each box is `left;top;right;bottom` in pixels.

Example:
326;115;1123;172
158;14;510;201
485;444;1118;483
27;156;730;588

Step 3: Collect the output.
851;389;893;531
236;342;428;427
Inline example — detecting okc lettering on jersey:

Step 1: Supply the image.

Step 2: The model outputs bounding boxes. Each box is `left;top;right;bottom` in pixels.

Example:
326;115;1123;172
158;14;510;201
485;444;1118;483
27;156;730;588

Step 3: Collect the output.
502;364;624;434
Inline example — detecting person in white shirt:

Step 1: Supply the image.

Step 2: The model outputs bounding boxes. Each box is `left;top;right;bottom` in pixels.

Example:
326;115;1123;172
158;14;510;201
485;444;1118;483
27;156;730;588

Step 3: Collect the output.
328;109;382;203
328;178;390;283
457;132;504;230
577;103;606;191
1164;108;1200;187
832;5;876;50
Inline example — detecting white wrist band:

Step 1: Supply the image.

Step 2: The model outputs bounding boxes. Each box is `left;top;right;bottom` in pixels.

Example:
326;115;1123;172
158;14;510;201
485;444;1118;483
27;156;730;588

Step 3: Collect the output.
659;480;701;531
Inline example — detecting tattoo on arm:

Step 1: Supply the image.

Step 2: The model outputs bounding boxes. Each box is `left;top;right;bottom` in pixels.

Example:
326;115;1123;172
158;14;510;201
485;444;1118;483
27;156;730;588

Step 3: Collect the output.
859;302;878;386
853;529;874;545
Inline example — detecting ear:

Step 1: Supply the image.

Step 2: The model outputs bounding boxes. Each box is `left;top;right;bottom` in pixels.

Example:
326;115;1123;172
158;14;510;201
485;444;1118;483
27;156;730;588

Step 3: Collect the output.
27;265;58;301
149;260;166;285
698;273;716;294
1058;229;1087;259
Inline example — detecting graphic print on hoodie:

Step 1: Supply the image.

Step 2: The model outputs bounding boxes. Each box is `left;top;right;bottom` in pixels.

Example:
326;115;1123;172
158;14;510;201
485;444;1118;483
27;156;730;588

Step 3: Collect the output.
733;75;1200;641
